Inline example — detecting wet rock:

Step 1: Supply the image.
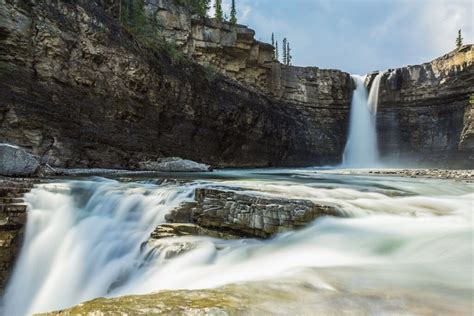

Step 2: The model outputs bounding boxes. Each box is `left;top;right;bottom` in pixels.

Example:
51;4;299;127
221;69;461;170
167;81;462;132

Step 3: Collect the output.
166;188;342;239
150;223;241;240
138;158;211;172
0;144;39;176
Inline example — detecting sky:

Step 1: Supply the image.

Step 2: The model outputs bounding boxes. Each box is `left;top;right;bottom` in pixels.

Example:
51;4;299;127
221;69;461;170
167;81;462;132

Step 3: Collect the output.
210;0;473;74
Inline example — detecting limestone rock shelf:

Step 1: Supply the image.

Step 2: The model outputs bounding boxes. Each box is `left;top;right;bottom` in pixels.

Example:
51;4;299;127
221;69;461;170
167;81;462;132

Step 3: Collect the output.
164;188;342;239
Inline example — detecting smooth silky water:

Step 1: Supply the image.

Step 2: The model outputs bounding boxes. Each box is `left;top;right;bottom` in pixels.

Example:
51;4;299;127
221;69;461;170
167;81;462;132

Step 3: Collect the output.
1;169;473;315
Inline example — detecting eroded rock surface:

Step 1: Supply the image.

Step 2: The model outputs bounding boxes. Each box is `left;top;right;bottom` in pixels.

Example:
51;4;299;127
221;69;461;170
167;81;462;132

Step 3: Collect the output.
150;223;240;240
165;188;342;238
39;274;470;316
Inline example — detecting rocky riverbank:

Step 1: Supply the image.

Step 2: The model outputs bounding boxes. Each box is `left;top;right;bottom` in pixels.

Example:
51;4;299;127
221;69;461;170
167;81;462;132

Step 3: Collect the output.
323;168;473;181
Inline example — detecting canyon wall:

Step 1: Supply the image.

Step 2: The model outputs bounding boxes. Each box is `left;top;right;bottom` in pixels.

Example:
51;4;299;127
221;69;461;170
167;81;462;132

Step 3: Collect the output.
0;0;472;169
371;46;474;167
0;0;352;169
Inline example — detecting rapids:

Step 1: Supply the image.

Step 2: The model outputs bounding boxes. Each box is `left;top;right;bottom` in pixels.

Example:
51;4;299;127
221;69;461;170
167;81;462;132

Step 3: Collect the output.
1;169;473;315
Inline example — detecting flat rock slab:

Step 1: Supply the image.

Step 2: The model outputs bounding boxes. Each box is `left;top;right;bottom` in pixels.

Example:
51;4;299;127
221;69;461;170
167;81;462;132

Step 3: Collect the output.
166;188;342;239
150;223;241;240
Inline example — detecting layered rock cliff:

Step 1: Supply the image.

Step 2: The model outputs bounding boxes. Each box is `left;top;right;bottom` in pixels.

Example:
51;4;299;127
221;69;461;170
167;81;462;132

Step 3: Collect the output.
0;0;352;169
0;0;472;169
371;45;474;167
146;0;351;107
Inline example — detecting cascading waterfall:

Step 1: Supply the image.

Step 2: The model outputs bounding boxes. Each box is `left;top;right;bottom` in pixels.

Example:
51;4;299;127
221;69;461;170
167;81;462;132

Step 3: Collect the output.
1;171;473;315
2;179;196;316
343;73;383;167
368;72;383;113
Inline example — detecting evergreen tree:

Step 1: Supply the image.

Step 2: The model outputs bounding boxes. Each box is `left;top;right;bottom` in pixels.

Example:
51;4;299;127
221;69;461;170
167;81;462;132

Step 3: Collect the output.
120;0;157;36
271;33;275;47
456;29;463;48
286;41;292;65
230;0;237;25
214;0;223;21
275;41;279;62
282;37;287;65
196;0;211;17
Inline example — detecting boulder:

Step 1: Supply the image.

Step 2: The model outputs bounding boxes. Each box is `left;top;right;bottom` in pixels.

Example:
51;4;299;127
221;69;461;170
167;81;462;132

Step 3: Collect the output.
138;157;211;172
0;144;39;176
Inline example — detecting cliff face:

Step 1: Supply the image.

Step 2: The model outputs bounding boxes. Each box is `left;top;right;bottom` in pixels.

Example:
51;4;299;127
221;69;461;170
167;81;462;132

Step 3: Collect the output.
0;0;472;169
146;0;351;107
0;0;352;169
373;46;474;167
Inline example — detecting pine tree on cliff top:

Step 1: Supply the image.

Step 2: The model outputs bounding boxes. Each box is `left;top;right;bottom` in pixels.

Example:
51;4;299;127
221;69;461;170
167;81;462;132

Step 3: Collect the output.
275;41;279;62
271;33;275;47
197;0;211;17
230;0;237;25
282;38;287;65
214;0;223;21
286;41;292;65
456;29;463;48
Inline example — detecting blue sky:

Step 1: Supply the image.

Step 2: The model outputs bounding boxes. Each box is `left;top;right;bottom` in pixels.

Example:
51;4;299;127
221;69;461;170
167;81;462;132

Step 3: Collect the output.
211;0;473;74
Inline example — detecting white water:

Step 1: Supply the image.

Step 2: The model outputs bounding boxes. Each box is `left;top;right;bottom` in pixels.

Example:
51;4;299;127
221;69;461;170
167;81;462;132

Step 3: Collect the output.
368;72;384;113
343;73;383;167
2;179;197;316
2;171;473;315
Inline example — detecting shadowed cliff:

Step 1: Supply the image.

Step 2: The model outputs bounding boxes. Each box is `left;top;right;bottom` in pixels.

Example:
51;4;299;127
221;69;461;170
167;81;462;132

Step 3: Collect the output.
0;0;352;169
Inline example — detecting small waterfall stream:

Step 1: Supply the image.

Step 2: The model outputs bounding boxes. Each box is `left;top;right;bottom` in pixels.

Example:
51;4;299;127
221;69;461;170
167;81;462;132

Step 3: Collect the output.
343;73;383;167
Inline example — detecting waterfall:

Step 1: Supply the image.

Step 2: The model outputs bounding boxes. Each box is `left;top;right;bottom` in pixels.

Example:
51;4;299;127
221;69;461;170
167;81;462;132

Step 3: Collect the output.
1;179;196;316
368;72;383;113
343;73;383;167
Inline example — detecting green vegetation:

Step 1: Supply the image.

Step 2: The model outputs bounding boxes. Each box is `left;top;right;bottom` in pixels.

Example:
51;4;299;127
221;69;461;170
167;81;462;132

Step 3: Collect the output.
118;0;187;65
286;41;292;65
275;41;279;62
279;37;292;65
230;0;237;25
175;0;211;17
469;93;474;105
456;29;463;48
120;0;159;37
214;0;223;21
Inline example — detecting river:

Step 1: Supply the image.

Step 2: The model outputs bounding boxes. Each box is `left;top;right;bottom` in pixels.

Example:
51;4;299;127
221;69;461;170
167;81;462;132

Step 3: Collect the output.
2;169;473;315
